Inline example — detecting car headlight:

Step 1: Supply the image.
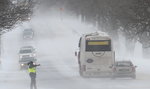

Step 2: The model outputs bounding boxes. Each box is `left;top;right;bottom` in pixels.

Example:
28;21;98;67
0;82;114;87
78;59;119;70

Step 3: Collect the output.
19;56;22;59
87;59;94;63
21;64;24;66
33;54;36;56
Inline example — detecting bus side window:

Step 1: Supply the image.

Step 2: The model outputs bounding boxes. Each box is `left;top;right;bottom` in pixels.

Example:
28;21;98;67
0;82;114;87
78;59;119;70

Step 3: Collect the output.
78;37;81;47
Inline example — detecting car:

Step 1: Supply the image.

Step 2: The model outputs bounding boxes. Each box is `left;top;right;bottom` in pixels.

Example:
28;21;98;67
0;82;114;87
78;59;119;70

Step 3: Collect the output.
23;28;34;39
111;61;137;79
19;46;36;60
19;57;37;69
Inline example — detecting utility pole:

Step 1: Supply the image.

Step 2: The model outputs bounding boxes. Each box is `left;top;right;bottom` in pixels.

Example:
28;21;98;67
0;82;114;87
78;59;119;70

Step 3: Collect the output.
0;33;1;64
60;8;64;21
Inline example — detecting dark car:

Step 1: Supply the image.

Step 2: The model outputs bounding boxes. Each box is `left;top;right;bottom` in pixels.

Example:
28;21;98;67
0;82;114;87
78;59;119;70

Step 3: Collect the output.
19;57;37;69
23;28;34;39
111;61;137;79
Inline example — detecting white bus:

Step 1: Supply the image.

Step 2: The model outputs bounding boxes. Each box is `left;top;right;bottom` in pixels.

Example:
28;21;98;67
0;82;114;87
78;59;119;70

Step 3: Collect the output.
76;32;115;77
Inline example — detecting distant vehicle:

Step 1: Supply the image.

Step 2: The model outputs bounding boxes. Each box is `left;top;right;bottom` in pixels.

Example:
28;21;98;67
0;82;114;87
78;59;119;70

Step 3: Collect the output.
76;32;115;77
19;46;36;60
111;61;137;79
23;28;34;39
19;57;37;69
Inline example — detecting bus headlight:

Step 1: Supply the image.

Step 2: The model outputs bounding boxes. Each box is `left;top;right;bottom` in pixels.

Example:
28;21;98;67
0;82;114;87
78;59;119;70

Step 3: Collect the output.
87;59;93;63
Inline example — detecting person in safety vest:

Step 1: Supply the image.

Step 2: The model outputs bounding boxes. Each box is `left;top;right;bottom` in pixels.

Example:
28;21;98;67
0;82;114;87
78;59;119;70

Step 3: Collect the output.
28;61;40;89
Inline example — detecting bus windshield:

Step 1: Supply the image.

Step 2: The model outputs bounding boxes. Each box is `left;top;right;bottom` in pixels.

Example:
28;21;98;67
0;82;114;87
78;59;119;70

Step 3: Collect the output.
86;40;111;51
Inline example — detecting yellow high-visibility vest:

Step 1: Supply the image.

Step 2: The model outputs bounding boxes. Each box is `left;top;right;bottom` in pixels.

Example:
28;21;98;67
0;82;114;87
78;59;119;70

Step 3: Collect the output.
28;67;36;73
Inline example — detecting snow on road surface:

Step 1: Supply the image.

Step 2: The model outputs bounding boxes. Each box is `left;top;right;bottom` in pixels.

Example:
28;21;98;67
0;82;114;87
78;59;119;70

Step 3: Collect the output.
0;14;150;89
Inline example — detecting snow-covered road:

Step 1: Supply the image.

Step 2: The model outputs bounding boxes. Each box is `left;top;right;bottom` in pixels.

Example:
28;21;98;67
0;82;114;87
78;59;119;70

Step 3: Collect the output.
0;15;150;89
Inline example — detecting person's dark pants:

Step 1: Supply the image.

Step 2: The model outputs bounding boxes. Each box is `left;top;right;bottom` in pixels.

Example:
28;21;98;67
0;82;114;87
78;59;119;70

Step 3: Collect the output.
29;73;37;89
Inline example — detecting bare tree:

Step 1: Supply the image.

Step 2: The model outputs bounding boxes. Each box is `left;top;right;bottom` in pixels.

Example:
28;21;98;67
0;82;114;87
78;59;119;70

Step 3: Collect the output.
0;0;34;63
0;0;34;34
